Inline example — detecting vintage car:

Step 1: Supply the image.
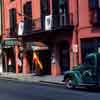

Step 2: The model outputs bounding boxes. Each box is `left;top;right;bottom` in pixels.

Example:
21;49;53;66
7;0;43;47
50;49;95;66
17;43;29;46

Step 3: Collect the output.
63;53;100;88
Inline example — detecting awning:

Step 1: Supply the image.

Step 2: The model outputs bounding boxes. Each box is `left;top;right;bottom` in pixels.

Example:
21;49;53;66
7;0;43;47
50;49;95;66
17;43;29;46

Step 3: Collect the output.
26;42;48;51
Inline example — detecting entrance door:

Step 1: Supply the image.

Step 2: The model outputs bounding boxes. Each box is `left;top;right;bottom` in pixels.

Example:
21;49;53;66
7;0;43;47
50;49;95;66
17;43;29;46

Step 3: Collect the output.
3;47;16;72
59;41;70;74
38;50;51;75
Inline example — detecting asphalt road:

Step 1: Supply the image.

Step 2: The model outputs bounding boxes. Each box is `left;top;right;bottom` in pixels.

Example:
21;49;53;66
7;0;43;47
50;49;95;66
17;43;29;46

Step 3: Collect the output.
0;79;100;100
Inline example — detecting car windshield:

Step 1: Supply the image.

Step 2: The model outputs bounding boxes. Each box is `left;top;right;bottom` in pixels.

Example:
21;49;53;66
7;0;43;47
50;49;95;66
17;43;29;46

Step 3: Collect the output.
84;55;95;66
97;54;100;66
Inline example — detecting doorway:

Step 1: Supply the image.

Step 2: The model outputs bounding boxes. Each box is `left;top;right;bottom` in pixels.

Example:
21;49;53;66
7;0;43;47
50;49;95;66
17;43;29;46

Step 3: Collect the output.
59;41;70;74
3;47;16;73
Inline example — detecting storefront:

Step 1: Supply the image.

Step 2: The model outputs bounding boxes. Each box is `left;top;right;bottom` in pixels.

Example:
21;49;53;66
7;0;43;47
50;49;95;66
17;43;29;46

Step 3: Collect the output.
24;42;51;75
2;38;17;73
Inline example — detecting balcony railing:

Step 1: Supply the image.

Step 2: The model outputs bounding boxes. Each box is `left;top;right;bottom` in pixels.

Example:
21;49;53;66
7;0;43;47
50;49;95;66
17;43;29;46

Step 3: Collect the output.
52;13;72;29
31;13;73;32
16;13;74;35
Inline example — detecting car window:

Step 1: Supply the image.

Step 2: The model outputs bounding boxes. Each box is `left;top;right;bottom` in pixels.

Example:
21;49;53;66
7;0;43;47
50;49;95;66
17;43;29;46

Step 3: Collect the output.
85;56;95;66
97;54;100;66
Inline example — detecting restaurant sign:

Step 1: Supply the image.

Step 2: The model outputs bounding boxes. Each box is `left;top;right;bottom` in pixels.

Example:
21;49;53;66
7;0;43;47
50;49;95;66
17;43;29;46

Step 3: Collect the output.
3;38;17;47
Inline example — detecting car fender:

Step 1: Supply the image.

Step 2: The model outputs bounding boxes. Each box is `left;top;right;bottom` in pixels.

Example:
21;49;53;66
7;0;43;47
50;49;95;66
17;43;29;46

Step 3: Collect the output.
63;71;81;85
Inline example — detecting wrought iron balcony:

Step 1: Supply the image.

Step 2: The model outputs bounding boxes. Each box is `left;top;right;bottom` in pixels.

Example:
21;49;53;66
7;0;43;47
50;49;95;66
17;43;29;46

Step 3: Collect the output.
31;13;74;33
17;13;74;37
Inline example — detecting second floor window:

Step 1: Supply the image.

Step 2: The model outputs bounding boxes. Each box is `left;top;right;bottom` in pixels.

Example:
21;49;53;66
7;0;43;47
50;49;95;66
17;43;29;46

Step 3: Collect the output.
40;0;69;30
40;0;50;30
9;8;17;33
40;0;50;15
52;0;69;28
89;0;100;26
23;2;32;33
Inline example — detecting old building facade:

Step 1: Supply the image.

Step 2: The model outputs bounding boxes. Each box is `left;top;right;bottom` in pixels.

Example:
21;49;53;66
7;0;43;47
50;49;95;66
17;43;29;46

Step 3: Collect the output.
2;0;99;76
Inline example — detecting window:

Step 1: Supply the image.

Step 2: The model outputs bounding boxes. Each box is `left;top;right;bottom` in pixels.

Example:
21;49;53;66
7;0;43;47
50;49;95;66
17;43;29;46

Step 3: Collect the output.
52;0;69;28
85;55;95;66
40;0;50;30
9;8;17;33
40;0;69;30
23;2;32;34
89;0;100;26
40;0;50;15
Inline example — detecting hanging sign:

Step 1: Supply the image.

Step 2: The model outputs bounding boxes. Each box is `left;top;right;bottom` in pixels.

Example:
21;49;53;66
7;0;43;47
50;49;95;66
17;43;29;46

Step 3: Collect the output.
72;44;78;53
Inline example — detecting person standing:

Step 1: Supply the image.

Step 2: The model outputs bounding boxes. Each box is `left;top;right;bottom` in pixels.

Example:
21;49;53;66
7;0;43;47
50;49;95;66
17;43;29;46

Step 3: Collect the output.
8;58;12;72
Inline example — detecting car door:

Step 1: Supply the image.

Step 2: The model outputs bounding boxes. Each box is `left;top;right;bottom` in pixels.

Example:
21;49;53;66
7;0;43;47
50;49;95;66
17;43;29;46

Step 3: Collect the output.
82;54;96;84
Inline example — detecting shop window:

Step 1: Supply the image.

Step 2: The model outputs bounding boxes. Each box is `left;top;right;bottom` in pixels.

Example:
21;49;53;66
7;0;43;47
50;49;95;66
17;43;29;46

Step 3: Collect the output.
89;0;100;26
9;8;17;34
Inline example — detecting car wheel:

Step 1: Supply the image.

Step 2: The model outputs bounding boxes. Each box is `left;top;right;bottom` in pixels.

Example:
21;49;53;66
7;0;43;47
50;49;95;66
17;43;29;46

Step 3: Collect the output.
65;78;74;89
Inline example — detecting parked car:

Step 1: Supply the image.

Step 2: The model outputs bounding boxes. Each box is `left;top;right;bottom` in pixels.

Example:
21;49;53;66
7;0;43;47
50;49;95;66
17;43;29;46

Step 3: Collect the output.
63;53;100;88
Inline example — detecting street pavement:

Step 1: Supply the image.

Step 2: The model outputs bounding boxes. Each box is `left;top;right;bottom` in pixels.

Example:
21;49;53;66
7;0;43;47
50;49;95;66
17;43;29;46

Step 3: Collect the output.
0;79;100;100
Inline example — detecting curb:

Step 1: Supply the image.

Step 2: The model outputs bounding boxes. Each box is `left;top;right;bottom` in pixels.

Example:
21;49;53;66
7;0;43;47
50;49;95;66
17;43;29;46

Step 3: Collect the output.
0;76;19;81
0;76;65;88
39;81;64;88
40;80;64;85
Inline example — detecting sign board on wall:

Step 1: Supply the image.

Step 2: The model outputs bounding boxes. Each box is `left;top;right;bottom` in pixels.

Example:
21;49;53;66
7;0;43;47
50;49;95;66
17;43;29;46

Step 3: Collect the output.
72;44;78;53
3;38;17;47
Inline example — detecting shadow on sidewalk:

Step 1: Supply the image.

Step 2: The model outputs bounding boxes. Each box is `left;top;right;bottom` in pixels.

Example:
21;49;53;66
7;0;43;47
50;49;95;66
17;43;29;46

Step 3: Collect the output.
67;86;100;93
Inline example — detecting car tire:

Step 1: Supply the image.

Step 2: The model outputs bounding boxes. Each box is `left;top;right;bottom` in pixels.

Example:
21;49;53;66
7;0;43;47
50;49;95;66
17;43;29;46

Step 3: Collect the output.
65;78;75;89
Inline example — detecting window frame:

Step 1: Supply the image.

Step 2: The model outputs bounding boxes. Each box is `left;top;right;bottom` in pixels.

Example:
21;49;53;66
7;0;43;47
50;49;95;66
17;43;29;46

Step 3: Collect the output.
89;0;100;26
9;8;17;33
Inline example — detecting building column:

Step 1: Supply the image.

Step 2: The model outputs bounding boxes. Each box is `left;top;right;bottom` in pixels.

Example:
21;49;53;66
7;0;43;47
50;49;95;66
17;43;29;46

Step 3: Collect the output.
23;49;30;74
15;45;19;73
70;31;78;69
51;45;61;76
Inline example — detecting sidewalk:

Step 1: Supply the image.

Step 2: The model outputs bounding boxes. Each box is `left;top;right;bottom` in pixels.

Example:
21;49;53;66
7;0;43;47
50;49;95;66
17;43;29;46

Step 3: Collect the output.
0;73;64;85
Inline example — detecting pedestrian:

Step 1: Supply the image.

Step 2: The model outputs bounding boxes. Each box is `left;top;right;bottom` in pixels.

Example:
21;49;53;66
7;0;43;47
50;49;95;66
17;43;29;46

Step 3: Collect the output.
8;58;12;72
17;57;22;73
18;53;22;73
